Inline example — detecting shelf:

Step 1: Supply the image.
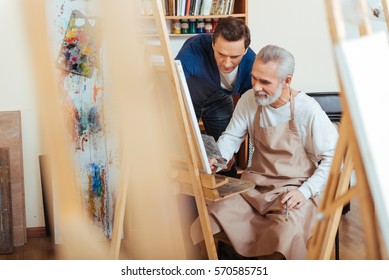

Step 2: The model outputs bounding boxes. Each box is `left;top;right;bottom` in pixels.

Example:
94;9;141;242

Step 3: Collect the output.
139;33;210;37
169;33;209;37
165;13;246;20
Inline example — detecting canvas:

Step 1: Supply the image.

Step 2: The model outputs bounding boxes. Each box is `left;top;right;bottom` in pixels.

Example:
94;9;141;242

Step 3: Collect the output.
51;4;118;239
335;31;389;254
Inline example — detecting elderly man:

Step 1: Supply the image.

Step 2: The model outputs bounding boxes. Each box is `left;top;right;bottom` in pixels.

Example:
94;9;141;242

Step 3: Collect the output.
192;45;338;259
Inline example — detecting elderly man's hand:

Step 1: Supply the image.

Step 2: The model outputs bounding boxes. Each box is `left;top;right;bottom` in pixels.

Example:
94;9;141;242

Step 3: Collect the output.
281;189;307;210
209;158;218;174
209;157;234;174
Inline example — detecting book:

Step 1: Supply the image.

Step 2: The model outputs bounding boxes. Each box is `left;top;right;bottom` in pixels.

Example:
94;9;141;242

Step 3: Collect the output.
201;0;213;15
210;0;218;15
194;0;203;15
201;134;228;169
229;0;235;14
185;0;192;16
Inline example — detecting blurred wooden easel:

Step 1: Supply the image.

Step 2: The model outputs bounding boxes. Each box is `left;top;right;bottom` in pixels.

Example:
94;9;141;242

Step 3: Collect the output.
308;0;389;259
109;0;254;260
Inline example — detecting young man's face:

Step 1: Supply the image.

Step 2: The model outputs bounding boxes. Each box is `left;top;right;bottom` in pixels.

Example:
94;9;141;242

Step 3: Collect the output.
212;36;247;74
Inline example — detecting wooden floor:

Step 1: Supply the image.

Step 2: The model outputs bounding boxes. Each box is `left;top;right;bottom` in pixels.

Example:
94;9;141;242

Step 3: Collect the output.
0;199;379;260
0;236;57;260
338;198;367;259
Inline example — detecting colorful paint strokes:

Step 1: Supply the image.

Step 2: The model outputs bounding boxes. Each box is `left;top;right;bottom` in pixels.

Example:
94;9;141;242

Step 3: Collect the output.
57;10;101;78
54;4;116;240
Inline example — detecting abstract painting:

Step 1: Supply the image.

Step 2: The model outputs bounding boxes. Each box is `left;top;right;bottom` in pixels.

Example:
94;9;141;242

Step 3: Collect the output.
49;1;118;240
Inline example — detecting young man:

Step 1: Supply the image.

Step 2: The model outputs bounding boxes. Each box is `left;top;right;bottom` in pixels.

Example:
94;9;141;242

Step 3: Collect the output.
193;45;339;259
175;17;255;177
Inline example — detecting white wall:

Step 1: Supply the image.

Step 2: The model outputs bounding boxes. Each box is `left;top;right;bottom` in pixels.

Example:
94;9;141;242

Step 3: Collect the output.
1;0;349;229
0;0;45;228
248;0;339;92
171;1;340;92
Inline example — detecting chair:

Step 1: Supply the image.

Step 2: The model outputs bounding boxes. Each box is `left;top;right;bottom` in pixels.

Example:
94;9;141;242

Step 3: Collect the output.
307;92;342;122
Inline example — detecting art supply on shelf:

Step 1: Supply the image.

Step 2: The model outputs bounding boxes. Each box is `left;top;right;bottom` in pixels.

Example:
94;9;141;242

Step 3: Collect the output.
196;19;205;33
180;19;189;34
205;19;212;33
189;19;197;33
212;18;219;31
172;19;181;34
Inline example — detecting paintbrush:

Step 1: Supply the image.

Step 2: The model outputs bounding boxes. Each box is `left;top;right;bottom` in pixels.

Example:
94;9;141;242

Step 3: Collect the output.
285;189;289;222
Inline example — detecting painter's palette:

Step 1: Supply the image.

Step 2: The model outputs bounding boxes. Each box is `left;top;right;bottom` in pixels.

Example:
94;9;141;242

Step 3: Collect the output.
57;10;101;78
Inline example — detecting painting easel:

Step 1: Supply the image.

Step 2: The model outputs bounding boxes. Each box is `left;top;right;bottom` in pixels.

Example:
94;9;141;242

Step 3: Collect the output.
109;0;254;260
308;0;389;259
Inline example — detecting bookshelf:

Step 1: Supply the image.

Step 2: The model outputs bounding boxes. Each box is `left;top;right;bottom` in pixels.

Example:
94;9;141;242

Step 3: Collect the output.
138;0;248;36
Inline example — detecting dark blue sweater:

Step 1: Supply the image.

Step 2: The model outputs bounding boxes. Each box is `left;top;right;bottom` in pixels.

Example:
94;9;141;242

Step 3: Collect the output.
175;34;256;106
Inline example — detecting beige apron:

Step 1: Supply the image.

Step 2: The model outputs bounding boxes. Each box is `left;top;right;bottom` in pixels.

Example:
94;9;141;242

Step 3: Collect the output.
191;92;320;259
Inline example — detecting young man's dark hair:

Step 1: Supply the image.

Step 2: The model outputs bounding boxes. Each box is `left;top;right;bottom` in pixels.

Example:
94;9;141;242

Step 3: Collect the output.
212;16;251;49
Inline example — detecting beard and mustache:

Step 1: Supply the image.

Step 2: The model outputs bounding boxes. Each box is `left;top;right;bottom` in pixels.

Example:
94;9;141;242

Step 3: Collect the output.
254;83;283;106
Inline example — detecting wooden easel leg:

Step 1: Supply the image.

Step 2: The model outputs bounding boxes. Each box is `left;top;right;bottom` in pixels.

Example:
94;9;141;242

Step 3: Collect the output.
109;158;130;259
382;0;389;33
350;131;382;259
308;114;354;259
190;176;219;260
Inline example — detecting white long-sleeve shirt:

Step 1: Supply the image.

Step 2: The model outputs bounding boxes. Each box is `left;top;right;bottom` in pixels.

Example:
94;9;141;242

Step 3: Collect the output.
218;90;339;199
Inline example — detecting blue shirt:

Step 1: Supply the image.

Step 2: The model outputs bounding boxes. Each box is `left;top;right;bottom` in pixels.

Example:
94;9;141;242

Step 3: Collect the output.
175;34;256;106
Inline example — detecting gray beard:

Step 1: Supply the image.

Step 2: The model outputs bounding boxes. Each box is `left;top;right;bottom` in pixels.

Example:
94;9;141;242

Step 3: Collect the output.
254;84;283;106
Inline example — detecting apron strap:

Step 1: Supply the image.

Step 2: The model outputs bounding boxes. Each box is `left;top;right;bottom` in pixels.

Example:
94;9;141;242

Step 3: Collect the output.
290;88;295;121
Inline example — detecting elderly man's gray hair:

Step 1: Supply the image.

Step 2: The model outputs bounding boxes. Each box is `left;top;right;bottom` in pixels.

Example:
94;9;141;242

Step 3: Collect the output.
256;45;295;81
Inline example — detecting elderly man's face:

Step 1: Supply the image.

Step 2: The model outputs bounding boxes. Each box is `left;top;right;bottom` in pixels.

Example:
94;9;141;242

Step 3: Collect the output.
251;59;284;106
212;36;247;74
